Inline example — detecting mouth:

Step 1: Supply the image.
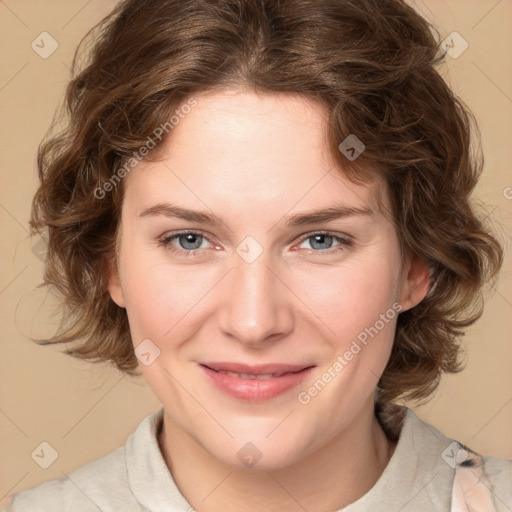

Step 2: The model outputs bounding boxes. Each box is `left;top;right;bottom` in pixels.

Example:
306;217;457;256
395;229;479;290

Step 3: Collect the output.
199;362;315;402
207;370;299;380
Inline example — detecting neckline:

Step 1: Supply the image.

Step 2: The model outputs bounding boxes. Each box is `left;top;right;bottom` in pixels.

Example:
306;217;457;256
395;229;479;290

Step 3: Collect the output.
127;404;452;511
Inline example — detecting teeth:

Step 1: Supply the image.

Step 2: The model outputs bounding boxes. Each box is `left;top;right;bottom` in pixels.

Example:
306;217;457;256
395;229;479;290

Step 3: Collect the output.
216;370;282;380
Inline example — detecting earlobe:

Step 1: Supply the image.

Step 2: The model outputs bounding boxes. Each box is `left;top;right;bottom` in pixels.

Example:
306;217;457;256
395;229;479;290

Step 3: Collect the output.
399;253;432;313
106;254;126;308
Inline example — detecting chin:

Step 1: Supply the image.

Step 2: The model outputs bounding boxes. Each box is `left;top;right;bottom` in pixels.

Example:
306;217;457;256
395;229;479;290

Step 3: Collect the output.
202;434;310;471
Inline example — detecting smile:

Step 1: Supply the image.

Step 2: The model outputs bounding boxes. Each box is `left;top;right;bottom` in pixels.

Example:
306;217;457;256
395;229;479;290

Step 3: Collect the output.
199;362;315;402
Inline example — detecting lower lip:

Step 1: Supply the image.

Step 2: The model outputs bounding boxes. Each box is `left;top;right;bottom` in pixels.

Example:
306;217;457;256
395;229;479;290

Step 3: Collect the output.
200;365;315;402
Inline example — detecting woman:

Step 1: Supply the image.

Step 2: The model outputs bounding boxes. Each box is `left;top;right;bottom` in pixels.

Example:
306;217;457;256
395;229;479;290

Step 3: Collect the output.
6;0;511;510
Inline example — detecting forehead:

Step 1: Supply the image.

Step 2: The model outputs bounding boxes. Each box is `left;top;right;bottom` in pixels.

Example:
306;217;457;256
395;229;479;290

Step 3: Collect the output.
125;88;388;218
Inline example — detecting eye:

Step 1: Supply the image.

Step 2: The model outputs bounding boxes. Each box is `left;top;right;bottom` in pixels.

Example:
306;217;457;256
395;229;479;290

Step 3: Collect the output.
158;231;215;256
158;230;352;258
296;232;352;255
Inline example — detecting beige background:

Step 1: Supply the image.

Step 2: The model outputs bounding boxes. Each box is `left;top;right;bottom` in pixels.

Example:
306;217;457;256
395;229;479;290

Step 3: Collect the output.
1;0;511;507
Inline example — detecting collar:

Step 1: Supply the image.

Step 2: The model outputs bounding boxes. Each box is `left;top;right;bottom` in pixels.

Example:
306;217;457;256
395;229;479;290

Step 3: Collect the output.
125;404;456;511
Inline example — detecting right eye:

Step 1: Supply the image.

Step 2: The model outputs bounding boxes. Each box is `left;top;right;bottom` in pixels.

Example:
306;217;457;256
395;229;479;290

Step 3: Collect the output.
158;230;216;257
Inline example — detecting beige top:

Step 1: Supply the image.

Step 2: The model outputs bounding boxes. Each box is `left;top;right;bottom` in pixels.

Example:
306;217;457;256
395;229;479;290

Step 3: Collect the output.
5;404;512;511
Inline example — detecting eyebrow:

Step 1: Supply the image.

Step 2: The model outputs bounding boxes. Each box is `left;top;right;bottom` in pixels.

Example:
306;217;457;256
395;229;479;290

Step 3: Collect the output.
138;202;375;227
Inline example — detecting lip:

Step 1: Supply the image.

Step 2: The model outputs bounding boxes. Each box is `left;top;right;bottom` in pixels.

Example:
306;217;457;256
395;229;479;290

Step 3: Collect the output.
199;362;315;402
201;361;311;375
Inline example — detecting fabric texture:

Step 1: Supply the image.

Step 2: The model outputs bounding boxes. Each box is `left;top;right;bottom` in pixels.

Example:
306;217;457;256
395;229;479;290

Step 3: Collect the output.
5;404;512;512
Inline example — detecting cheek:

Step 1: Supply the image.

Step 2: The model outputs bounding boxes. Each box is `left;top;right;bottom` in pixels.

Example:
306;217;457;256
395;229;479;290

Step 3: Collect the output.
118;245;217;344
296;262;401;414
295;256;401;336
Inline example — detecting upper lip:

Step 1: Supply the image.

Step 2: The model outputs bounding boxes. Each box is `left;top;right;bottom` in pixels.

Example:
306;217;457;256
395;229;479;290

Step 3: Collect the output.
201;362;314;376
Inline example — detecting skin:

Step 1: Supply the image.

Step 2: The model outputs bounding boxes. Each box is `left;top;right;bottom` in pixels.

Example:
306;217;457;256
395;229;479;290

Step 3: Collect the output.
108;88;430;511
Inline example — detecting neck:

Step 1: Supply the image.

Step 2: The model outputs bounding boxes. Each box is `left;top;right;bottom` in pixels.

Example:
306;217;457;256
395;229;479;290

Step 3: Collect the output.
158;399;397;512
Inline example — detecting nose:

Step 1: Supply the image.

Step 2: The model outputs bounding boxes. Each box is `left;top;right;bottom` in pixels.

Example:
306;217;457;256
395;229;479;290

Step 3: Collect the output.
216;246;295;348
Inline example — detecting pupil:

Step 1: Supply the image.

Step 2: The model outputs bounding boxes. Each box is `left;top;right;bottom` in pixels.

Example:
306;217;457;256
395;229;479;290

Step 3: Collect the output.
312;234;332;250
181;234;202;250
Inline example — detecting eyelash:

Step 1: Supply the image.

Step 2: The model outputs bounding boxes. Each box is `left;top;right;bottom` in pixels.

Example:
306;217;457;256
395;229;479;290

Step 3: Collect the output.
157;230;353;258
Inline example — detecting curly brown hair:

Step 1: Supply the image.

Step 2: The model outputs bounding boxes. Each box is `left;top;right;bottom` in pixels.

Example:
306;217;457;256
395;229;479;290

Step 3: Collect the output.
31;0;503;404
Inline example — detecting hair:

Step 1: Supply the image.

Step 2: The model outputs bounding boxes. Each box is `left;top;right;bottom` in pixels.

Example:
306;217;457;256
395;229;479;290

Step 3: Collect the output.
31;0;503;404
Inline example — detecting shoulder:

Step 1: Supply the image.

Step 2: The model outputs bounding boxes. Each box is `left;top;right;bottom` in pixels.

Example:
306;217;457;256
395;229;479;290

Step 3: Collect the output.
482;452;512;493
6;409;165;512
5;446;140;512
374;402;512;511
452;449;512;512
5;409;166;512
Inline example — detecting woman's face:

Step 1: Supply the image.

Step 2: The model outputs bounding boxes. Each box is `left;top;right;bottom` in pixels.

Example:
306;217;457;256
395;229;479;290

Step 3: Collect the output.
108;88;429;469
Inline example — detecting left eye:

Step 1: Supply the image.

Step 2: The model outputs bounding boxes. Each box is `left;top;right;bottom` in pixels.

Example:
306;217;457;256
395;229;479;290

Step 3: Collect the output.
298;233;349;251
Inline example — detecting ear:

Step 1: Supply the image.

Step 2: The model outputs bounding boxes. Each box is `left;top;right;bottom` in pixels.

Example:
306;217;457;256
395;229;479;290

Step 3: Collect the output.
106;252;126;308
399;252;431;313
